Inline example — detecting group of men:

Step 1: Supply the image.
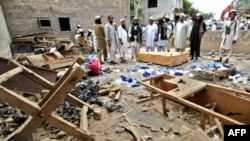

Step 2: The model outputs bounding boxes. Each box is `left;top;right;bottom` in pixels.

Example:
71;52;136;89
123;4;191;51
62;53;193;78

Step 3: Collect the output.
75;8;239;66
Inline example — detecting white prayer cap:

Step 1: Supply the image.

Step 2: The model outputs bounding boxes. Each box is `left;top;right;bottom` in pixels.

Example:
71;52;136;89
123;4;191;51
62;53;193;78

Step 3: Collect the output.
120;18;125;22
133;16;138;20
77;24;81;28
165;15;169;19
149;16;154;20
229;9;237;14
88;29;92;32
196;13;202;16
113;23;116;25
78;28;84;33
180;13;185;17
95;15;101;19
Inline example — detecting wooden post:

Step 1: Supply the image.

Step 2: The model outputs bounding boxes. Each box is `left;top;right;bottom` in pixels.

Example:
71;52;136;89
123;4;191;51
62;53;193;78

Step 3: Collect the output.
200;112;206;130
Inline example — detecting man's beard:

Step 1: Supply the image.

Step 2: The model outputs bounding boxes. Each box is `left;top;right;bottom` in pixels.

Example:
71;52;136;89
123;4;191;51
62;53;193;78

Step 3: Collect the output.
133;22;138;25
109;21;113;24
122;24;126;29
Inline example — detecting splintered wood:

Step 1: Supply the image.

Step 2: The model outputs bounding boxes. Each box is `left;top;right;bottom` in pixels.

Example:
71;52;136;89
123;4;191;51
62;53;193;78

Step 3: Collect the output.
0;58;94;141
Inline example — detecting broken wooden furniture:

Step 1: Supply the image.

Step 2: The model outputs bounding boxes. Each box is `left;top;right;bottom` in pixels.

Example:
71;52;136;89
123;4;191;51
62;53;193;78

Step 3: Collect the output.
0;57;94;141
139;74;250;130
136;48;189;67
25;51;78;70
0;57;57;94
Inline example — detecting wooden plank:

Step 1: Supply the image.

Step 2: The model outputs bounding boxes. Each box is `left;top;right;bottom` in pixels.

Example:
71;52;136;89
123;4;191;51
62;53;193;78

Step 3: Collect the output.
46;113;94;141
0;86;40;116
65;94;94;111
13;65;85;140
114;91;121;101
80;106;89;132
214;118;224;138
42;57;77;70
8;60;55;90
200;112;206;130
0;67;23;84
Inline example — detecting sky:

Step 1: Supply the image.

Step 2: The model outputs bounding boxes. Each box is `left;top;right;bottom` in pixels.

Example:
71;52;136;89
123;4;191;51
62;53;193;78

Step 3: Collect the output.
188;0;233;19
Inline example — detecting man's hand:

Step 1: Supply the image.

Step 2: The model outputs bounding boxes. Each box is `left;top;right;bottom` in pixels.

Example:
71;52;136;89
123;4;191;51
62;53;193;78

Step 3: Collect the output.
107;40;111;46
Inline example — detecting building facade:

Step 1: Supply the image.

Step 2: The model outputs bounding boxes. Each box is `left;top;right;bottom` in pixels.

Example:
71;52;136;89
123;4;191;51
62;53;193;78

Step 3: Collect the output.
0;0;130;40
141;0;183;23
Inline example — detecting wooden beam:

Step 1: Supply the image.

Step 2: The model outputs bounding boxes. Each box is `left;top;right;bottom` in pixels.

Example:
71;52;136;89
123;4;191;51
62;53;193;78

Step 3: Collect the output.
0;67;23;84
13;65;85;140
46;113;94;141
200;112;206;130
65;94;94;111
8;60;55;90
80;106;89;132
0;86;40;116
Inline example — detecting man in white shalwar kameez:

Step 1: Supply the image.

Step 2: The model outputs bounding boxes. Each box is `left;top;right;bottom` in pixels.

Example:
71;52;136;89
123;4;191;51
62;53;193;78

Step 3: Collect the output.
173;13;190;52
105;15;118;65
145;16;158;52
118;19;128;63
218;9;239;64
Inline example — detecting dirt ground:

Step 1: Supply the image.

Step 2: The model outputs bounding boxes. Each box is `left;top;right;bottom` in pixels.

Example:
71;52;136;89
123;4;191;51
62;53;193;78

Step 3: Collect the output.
1;47;250;141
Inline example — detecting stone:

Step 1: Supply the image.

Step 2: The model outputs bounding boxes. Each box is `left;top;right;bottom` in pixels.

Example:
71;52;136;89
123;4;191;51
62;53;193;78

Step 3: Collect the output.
93;108;102;120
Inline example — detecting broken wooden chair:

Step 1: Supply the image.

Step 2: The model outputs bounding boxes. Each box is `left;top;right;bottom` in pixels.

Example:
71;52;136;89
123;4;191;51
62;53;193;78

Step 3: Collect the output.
0;57;94;141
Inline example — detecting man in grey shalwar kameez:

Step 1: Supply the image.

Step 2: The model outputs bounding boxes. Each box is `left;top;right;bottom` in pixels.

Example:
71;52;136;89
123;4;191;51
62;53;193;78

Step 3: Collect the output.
105;15;118;65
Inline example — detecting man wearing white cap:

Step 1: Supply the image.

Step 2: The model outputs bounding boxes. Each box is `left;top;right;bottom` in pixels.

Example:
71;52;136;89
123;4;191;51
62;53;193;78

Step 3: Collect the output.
117;19;128;63
145;16;158;52
189;13;207;60
173;13;190;52
128;17;143;59
218;9;239;64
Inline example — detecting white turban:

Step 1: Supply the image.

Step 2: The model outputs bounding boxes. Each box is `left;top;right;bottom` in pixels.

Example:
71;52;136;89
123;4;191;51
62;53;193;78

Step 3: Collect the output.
149;16;154;20
180;13;185;17
196;13;202;16
95;15;101;20
120;18;125;22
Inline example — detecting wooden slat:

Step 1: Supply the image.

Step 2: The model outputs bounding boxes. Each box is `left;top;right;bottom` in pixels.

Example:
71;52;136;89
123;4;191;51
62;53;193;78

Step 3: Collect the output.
80;106;89;132
200;112;206;130
8;60;55;90
0;67;23;84
13;65;85;140
46;113;94;141
66;94;94;111
0;86;40;116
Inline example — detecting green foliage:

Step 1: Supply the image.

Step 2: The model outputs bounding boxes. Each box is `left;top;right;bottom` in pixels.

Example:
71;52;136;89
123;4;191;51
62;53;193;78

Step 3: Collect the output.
234;0;250;14
183;0;215;18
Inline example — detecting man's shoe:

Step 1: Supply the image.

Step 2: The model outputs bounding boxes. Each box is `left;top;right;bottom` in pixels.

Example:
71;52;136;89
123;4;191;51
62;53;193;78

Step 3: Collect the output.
110;61;118;65
223;58;229;64
100;61;104;64
215;57;222;62
121;59;127;63
190;57;193;60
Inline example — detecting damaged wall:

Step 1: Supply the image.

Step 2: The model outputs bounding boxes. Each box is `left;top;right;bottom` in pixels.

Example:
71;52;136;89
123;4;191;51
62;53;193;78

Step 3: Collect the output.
0;0;129;40
0;4;12;59
201;30;250;54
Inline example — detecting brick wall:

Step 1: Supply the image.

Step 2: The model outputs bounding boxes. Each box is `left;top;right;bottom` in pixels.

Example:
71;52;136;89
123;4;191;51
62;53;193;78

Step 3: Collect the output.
0;0;129;40
201;30;250;53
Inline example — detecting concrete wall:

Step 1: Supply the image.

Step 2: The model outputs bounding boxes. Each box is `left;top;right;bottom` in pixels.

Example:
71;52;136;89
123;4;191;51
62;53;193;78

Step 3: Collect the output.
0;4;12;59
201;30;250;53
0;0;129;40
